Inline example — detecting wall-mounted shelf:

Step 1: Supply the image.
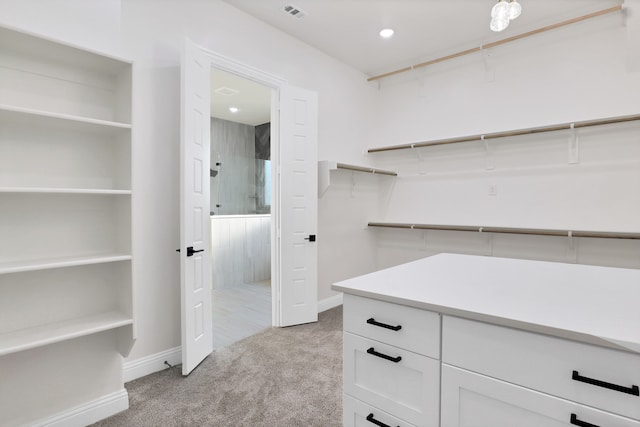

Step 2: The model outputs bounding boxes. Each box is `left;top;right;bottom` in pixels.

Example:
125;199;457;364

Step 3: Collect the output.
368;222;640;240
0;104;132;131
368;113;640;153
0;187;132;195
0;311;133;356
318;160;397;197
0;253;132;275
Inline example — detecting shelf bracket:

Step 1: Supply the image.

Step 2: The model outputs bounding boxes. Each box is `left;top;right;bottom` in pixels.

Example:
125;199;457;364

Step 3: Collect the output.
479;227;495;256
567;230;579;262
483;135;495;170
350;171;357;198
411;143;424;161
568;123;579;164
481;46;495;83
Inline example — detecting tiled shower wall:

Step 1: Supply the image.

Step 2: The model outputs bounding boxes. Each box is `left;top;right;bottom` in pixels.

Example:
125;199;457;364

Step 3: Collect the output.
210;117;256;215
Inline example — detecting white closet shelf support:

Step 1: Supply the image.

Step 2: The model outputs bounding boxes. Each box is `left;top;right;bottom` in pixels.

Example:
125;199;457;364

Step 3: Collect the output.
318;160;397;196
0;311;133;356
0;254;132;275
367;222;640;240
368;113;640;153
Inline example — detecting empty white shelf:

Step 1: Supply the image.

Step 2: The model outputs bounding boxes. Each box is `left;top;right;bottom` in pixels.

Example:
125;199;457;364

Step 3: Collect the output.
0;253;132;275
0;104;131;132
0;311;133;356
0;187;131;195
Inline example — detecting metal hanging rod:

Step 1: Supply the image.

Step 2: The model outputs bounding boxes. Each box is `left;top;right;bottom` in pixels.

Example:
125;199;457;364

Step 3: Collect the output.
367;5;623;83
367;222;640;240
368;113;640;153
336;162;397;176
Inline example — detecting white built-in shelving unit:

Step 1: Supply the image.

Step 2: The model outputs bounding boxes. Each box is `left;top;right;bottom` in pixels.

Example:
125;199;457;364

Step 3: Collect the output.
0;25;134;361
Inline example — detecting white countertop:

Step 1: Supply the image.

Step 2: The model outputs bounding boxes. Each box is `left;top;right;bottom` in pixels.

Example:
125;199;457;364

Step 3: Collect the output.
332;254;640;354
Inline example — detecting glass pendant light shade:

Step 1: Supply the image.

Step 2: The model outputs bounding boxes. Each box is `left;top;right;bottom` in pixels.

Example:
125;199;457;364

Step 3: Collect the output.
508;0;522;20
490;16;510;32
491;0;510;18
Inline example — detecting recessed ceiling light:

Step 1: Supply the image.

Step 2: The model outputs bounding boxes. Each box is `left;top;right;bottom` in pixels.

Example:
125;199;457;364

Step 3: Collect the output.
379;28;394;38
229;107;239;113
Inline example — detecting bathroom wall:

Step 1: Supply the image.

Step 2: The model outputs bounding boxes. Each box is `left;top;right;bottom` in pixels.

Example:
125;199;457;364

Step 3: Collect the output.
210;118;272;290
210;215;270;290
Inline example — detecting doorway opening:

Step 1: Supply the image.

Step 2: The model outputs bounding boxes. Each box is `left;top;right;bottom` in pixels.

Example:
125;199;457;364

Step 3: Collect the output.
209;68;273;350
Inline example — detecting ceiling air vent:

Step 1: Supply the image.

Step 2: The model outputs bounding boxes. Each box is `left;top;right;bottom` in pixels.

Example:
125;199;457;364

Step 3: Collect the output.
214;86;239;96
283;4;306;18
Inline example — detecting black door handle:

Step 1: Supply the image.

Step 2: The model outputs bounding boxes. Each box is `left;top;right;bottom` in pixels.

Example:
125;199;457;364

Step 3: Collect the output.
304;234;316;242
176;246;205;257
572;370;639;396
570;413;600;427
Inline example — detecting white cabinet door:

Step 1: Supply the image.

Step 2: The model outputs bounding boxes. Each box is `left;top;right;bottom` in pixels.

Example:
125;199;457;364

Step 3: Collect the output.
441;364;640;427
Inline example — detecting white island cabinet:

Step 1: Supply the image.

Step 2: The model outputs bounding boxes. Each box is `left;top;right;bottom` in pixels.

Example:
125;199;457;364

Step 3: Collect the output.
333;254;640;427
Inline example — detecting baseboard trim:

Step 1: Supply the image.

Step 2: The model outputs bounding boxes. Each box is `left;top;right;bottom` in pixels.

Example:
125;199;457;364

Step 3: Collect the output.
123;346;182;383
318;292;343;313
34;389;128;427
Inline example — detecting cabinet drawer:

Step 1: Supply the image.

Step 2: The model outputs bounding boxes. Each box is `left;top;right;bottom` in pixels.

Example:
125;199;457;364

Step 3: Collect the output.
344;394;415;427
344;332;440;427
343;294;440;359
442;316;640;420
441;364;640;427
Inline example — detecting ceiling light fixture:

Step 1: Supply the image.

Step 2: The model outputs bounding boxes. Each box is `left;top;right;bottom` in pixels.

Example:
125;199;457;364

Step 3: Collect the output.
490;0;521;32
379;28;394;38
229;107;239;113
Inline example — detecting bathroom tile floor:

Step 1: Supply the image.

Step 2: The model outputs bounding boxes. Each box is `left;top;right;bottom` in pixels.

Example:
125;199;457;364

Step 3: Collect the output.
212;280;271;351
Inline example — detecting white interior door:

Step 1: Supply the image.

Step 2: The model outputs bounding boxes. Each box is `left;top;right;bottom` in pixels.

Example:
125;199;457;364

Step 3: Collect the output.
180;38;213;375
278;85;318;327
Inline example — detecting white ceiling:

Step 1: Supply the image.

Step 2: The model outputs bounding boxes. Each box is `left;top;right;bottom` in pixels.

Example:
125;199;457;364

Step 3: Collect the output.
222;0;622;77
210;68;271;126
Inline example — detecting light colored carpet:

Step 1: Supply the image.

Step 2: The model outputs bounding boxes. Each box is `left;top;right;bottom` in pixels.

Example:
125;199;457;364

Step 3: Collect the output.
92;306;343;427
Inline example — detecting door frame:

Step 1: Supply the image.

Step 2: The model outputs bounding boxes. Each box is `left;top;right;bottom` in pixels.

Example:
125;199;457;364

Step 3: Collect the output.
202;48;287;327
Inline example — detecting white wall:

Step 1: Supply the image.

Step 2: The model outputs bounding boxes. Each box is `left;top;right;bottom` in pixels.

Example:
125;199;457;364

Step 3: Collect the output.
368;10;640;271
0;0;378;423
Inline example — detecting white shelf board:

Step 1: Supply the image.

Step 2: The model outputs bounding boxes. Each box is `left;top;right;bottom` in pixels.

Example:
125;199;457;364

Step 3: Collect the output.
0;104;131;132
0;254;132;275
318;160;397;197
0;187;131;195
0;311;133;356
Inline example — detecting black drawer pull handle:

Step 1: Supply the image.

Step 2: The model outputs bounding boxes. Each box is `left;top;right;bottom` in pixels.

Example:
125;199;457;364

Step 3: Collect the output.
366;413;398;427
570;413;600;427
367;318;402;331
367;347;402;363
572;370;640;396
